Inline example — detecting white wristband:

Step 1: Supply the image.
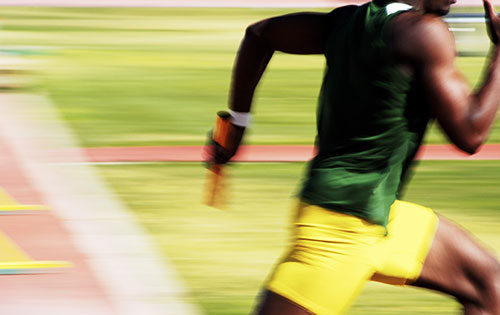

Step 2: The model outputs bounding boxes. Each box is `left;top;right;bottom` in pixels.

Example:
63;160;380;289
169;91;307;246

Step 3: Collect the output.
228;110;251;127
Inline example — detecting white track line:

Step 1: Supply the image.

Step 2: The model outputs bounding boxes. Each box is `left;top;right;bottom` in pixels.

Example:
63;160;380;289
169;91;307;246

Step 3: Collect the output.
0;92;200;315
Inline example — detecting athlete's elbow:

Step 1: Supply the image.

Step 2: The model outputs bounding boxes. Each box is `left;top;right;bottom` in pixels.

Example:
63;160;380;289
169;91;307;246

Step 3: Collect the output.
245;19;278;53
458;135;483;155
245;23;260;39
449;119;486;154
245;21;268;45
460;143;480;155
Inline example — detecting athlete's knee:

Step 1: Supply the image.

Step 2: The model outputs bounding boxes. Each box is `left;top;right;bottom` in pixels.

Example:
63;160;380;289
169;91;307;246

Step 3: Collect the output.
466;254;500;312
417;217;500;312
477;256;500;293
486;258;500;306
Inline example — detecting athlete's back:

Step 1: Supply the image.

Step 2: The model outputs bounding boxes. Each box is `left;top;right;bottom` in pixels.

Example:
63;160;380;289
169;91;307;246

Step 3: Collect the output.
300;2;429;227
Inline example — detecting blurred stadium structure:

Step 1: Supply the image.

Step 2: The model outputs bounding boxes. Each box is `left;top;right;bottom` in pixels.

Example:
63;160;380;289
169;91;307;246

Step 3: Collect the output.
446;13;491;56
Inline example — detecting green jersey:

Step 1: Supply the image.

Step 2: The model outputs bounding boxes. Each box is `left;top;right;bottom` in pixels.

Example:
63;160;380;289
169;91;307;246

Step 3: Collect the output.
299;1;431;227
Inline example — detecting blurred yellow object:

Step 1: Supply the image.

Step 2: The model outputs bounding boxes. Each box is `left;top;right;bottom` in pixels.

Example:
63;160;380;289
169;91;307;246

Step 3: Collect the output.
0;188;70;274
0;230;72;274
0;205;46;211
0;230;32;262
0;188;46;214
0;261;73;275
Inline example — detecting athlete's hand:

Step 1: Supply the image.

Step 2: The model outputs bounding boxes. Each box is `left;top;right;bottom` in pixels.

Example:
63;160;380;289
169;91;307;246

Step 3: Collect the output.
205;124;245;166
484;0;500;45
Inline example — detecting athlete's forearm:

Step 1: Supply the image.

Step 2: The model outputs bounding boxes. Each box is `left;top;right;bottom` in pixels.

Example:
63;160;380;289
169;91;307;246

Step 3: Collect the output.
229;25;274;113
465;0;500;150
210;25;273;163
468;46;500;149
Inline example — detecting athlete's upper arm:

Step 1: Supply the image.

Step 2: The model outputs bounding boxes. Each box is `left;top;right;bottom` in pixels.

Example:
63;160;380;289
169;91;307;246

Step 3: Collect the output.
246;5;357;55
393;15;477;153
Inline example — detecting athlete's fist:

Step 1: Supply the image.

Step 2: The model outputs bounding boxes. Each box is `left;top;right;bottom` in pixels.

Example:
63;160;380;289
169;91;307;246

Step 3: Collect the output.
205;111;245;166
484;0;500;45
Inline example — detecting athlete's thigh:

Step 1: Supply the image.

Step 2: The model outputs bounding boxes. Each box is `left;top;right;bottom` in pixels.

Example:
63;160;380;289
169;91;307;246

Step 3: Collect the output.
410;215;500;307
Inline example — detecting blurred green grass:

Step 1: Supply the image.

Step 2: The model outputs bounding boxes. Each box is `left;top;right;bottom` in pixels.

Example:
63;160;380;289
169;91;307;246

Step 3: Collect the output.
98;161;500;314
0;6;497;146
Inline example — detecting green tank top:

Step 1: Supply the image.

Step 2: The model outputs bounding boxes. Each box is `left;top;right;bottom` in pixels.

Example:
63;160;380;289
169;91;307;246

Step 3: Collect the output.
299;1;430;227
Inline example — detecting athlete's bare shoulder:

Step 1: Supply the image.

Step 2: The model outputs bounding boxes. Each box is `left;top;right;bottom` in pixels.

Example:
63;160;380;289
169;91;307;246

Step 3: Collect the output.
391;11;455;67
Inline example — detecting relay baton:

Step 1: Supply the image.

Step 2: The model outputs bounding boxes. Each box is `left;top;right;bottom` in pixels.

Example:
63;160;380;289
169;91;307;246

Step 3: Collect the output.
204;111;231;208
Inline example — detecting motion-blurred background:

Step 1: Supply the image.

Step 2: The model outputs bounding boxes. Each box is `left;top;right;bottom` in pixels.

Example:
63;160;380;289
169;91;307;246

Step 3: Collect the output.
0;1;498;314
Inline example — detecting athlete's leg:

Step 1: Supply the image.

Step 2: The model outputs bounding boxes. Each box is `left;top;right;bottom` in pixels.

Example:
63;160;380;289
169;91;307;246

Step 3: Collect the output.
410;216;500;314
255;290;311;315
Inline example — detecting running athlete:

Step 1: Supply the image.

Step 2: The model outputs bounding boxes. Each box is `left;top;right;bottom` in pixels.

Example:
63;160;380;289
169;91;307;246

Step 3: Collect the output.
208;0;500;313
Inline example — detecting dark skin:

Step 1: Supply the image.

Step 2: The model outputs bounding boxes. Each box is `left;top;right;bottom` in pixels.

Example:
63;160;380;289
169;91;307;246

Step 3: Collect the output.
392;1;500;154
214;0;500;313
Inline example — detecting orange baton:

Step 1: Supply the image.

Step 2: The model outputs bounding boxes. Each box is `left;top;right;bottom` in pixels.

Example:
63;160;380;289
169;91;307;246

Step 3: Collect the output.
204;111;231;208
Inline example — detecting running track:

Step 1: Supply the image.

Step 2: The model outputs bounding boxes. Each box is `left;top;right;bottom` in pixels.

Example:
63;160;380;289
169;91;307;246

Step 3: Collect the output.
83;144;500;163
0;93;198;315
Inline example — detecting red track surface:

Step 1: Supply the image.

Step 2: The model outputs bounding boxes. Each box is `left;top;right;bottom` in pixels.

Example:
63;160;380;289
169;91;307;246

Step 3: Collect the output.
0;132;115;314
84;144;500;163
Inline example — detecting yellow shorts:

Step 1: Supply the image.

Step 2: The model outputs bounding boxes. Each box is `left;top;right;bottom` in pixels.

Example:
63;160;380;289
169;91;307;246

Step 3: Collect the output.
266;200;438;315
